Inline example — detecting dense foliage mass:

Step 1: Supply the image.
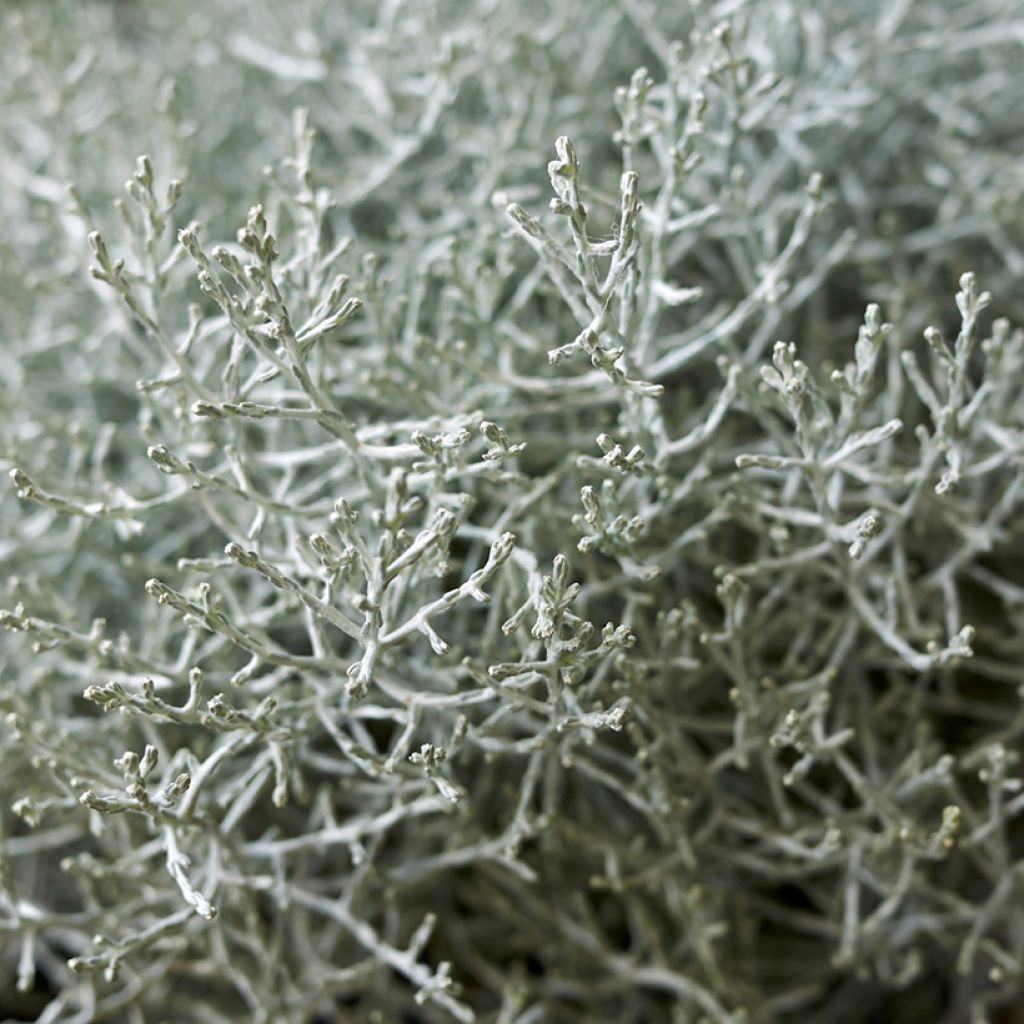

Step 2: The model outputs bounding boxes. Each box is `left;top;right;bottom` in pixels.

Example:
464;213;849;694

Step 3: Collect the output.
2;1;1023;1022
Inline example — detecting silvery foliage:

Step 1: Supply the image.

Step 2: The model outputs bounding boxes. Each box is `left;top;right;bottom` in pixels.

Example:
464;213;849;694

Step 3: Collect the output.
1;1;1023;1022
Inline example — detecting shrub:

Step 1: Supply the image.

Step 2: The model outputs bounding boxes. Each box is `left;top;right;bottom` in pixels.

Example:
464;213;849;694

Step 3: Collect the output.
2;2;1023;1021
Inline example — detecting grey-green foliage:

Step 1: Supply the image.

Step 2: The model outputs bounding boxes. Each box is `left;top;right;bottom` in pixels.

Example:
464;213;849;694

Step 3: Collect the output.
1;1;1024;1022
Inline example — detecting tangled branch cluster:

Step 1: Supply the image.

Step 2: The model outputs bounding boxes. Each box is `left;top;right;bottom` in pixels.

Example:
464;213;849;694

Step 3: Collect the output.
1;1;1023;1022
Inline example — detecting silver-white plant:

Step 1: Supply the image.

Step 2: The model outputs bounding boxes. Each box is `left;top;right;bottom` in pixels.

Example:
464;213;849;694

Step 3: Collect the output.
1;2;1023;1022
